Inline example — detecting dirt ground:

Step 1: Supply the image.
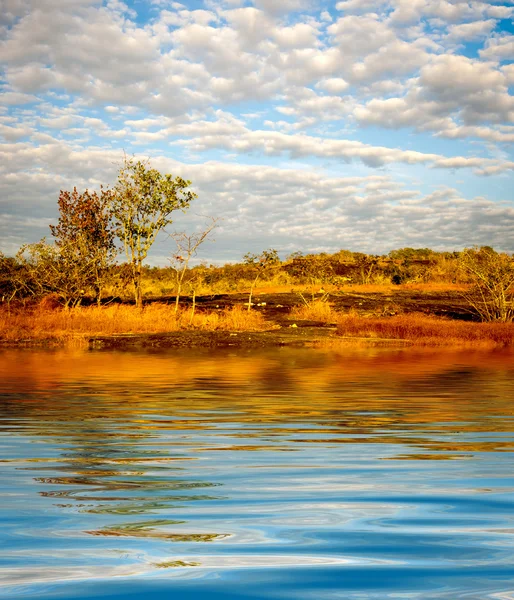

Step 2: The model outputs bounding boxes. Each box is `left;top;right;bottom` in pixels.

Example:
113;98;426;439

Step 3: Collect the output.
89;288;472;350
164;288;473;324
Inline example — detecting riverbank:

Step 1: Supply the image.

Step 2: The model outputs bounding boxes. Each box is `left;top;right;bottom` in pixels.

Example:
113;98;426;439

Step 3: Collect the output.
1;289;512;349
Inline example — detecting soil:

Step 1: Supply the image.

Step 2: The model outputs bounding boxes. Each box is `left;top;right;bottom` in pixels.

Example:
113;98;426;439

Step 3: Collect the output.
169;289;473;323
89;289;471;351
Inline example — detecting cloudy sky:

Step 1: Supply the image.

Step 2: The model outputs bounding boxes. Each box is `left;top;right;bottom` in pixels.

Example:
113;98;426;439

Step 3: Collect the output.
1;0;513;264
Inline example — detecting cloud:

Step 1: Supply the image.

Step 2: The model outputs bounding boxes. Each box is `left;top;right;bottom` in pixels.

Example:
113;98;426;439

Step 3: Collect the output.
420;54;514;124
0;0;512;259
2;144;513;258
480;34;514;62
446;19;496;41
315;78;350;93
253;0;311;17
354;55;514;135
390;0;513;25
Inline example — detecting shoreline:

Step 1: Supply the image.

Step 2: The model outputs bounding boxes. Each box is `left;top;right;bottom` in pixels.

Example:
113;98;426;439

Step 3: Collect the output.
0;326;414;350
1;290;511;350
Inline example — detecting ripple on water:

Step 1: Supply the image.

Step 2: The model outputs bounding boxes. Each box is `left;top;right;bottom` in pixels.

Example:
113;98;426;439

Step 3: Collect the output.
1;346;514;599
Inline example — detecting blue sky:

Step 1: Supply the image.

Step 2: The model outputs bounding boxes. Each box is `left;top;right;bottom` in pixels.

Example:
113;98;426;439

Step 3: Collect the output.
1;0;513;264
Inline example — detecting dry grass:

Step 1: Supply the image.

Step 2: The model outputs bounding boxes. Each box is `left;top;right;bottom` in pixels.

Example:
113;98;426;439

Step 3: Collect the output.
0;304;271;344
336;311;514;347
290;300;336;323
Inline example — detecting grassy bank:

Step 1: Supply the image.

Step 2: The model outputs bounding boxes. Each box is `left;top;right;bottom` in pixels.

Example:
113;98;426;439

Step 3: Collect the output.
336;312;514;347
1;296;513;348
0;304;271;344
289;301;513;347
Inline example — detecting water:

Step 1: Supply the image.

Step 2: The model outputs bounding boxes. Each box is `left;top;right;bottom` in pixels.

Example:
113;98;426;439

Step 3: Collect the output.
1;346;514;600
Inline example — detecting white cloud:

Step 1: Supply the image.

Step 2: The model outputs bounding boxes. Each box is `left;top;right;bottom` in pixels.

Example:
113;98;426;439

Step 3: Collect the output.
446;19;496;41
2;144;513;257
390;0;513;25
0;0;512;258
316;78;350;93
480;35;514;61
420;54;514;124
355;55;514;134
253;0;310;17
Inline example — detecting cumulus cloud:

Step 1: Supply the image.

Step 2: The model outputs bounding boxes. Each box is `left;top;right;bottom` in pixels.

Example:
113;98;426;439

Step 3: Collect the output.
2;143;513;258
446;19;496;41
480;34;514;61
354;54;514;137
0;0;513;258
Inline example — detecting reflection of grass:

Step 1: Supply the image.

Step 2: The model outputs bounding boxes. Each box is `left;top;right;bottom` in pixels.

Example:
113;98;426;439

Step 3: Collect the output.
385;453;472;460
0;304;271;344
336;312;514;347
35;476;221;491
80;494;222;514
87;519;230;542
82;502;183;515
153;560;200;568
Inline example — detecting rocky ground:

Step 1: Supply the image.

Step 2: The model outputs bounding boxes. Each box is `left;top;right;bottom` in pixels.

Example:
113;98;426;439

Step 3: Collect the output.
90;289;470;350
160;289;472;323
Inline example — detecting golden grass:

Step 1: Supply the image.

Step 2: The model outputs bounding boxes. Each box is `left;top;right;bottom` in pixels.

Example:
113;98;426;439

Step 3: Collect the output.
290;300;336;323
0;304;271;344
336;312;514;347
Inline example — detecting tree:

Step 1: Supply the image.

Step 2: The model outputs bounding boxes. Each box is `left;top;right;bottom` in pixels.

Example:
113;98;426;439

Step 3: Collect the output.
110;156;197;308
0;253;25;311
353;253;379;285
16;239;92;307
459;246;514;322
168;217;219;314
243;249;280;311
50;187;116;305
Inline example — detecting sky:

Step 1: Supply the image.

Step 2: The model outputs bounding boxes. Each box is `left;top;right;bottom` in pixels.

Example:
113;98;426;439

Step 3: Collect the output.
1;0;513;265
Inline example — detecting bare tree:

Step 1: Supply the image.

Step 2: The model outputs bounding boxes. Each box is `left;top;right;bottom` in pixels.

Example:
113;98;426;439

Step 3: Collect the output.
0;253;26;313
168;217;219;314
243;249;280;311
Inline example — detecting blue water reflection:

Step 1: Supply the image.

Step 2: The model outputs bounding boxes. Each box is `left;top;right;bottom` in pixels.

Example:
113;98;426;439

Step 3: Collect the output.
1;346;514;599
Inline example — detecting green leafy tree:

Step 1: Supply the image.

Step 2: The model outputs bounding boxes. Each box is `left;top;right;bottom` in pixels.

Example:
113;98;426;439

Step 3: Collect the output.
459;246;514;322
243;249;280;311
110;156;197;308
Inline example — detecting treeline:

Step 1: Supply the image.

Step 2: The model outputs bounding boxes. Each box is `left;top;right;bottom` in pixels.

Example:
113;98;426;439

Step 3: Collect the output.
136;247;463;294
3;237;513;319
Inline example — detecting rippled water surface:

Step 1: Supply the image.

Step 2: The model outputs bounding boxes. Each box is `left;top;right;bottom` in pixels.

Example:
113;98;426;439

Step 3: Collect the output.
1;346;514;599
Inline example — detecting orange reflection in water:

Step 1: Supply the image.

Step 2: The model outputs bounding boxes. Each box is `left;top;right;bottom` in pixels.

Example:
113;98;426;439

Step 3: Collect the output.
1;346;514;453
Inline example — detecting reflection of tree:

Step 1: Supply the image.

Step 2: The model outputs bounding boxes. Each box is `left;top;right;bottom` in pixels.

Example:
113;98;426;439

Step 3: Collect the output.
0;376;225;541
2;347;514;480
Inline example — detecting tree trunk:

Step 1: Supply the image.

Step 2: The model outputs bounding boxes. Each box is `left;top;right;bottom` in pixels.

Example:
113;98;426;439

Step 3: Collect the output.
174;277;182;314
248;273;260;311
134;262;143;309
189;289;196;325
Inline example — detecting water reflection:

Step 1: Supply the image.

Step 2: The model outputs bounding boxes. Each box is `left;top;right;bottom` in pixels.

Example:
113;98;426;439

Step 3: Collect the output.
1;346;514;599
